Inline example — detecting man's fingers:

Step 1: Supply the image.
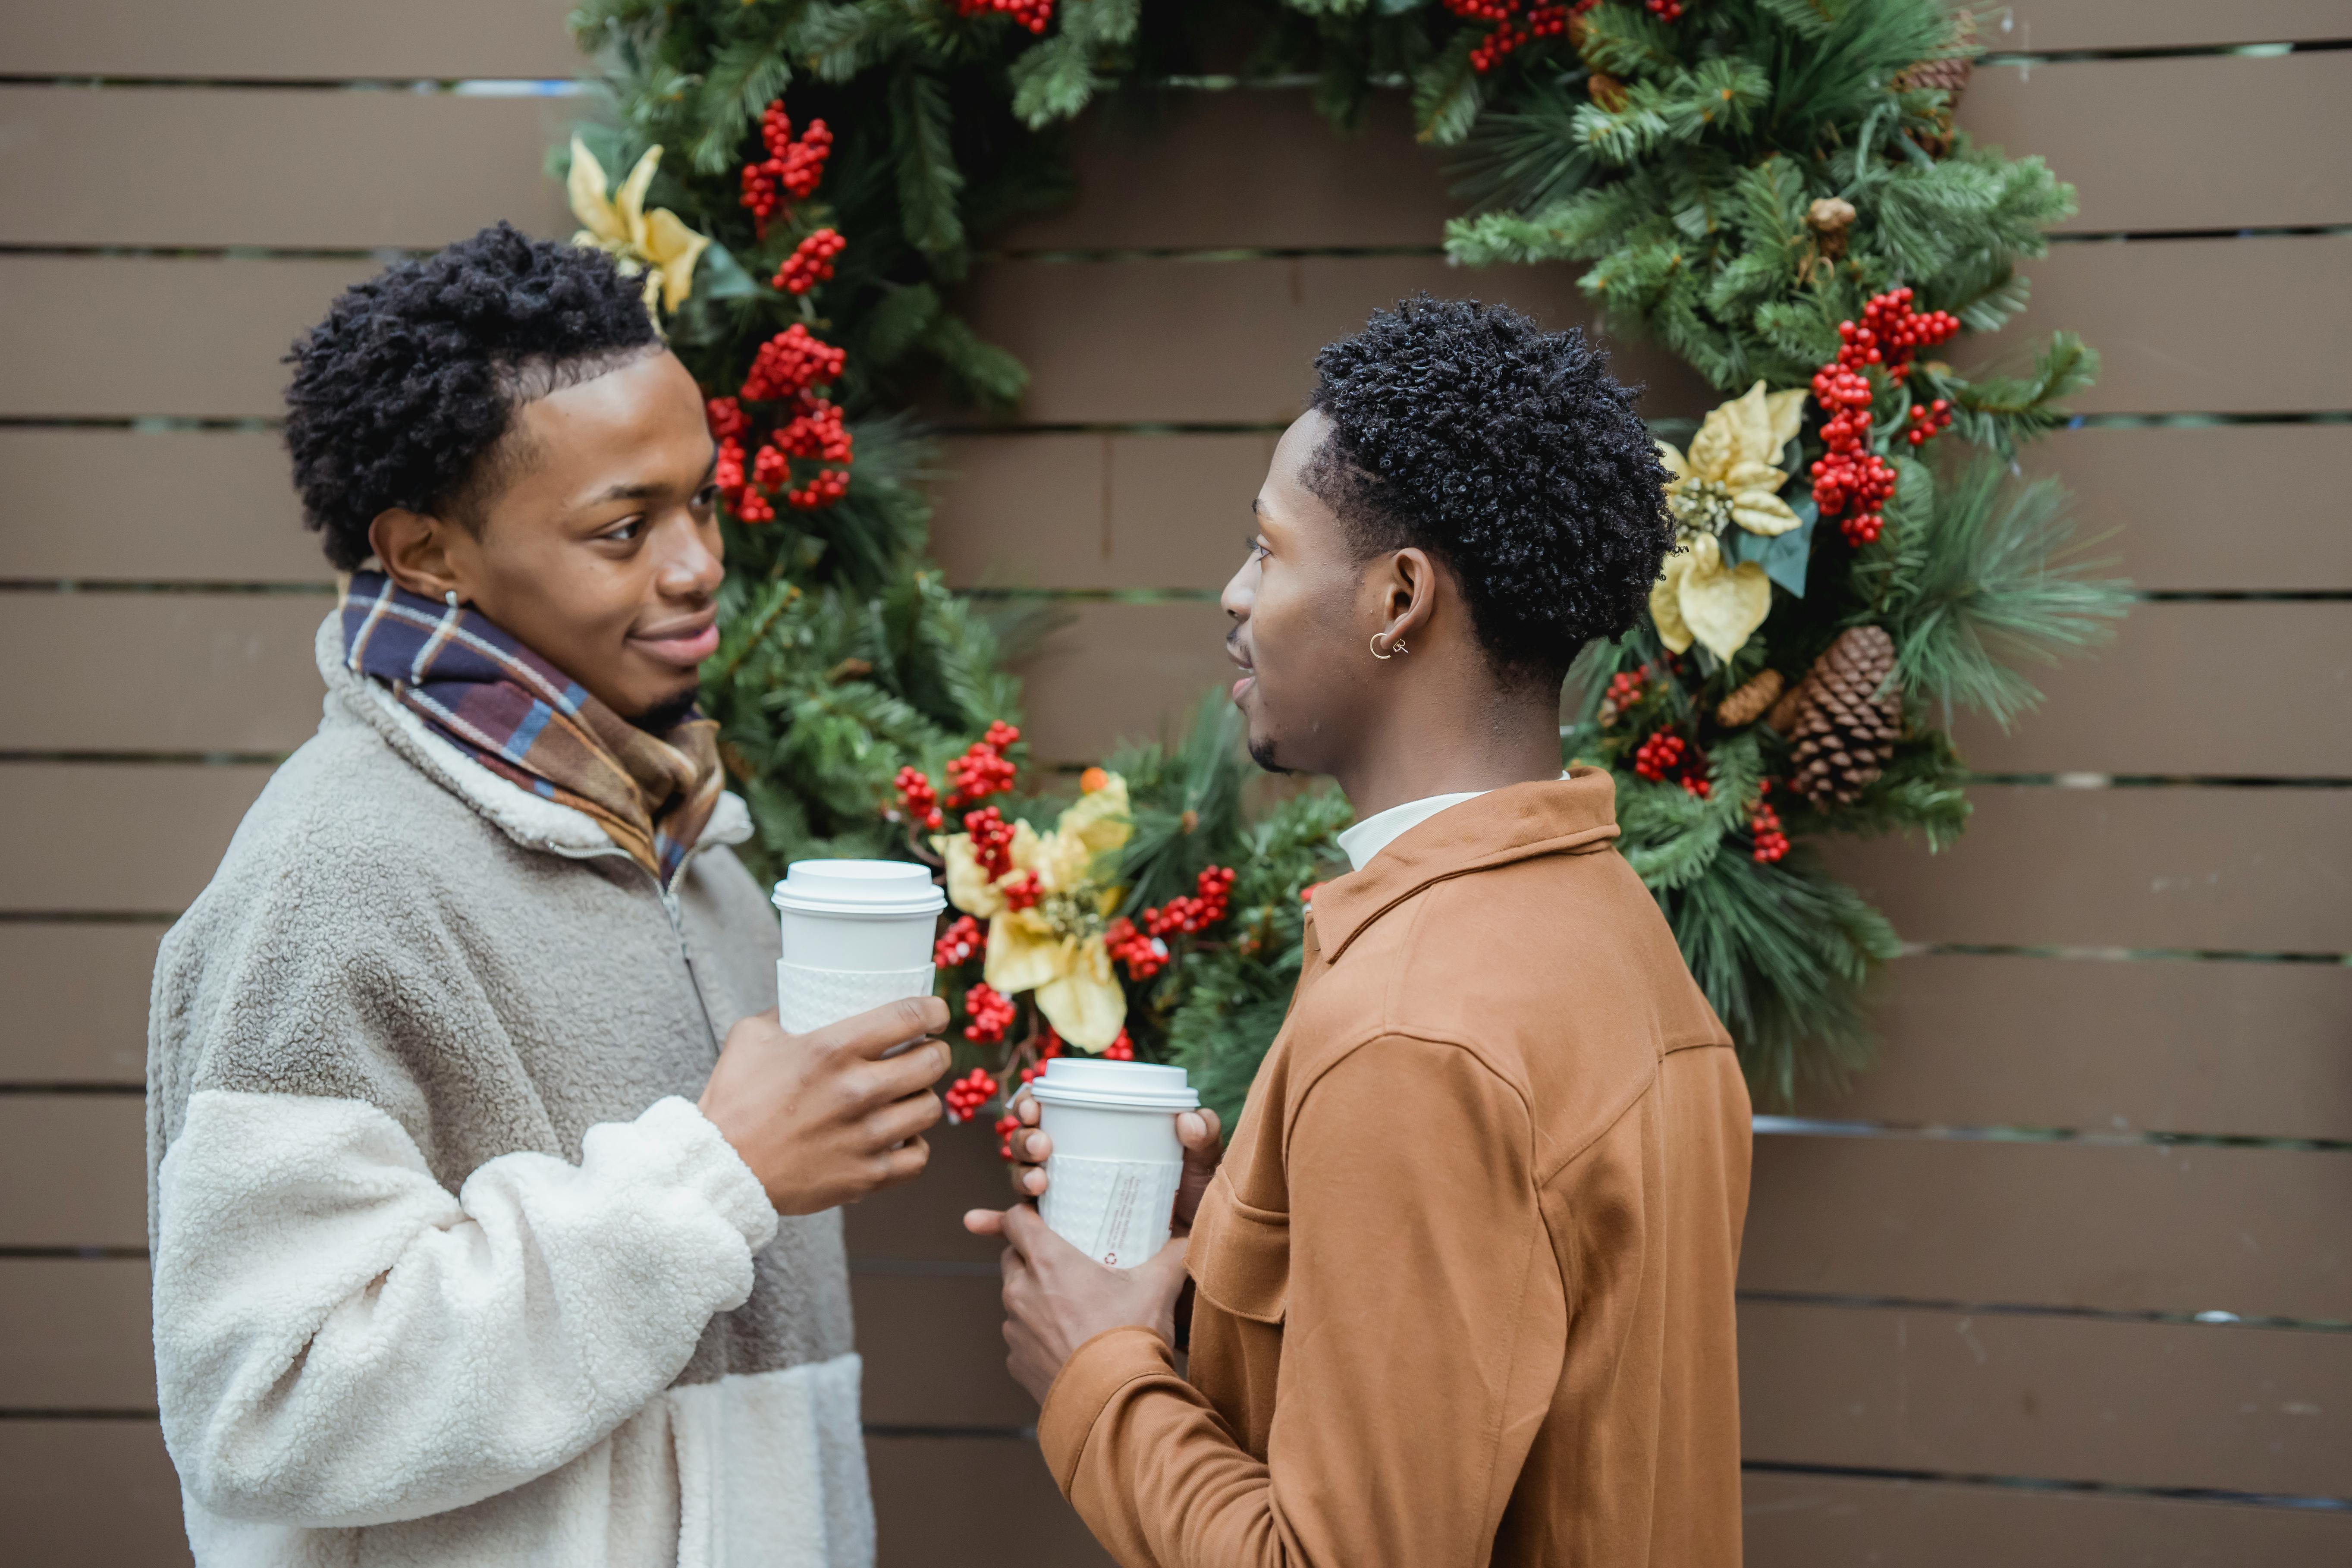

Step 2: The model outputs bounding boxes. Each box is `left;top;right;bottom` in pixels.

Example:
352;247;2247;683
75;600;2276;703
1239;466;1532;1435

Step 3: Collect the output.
963;1207;1008;1237
999;1199;1052;1262
868;1135;930;1190
863;1088;943;1149
847;1040;951;1112
1015;1092;1040;1127
1176;1107;1222;1150
810;994;951;1062
1018;1128;1051;1164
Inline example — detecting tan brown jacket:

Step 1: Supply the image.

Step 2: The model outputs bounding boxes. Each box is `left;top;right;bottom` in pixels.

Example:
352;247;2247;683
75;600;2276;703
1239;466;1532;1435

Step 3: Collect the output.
1038;770;1751;1567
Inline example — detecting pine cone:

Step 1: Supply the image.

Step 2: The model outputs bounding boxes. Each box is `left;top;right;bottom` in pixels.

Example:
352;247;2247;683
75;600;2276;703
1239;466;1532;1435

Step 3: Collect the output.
1765;677;1809;736
1895;56;1974;104
1787;626;1901;807
1715;669;1785;729
1587;72;1629;113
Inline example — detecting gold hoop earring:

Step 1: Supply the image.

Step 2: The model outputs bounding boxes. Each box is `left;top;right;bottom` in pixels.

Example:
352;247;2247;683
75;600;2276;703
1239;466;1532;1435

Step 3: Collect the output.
1370;633;1393;660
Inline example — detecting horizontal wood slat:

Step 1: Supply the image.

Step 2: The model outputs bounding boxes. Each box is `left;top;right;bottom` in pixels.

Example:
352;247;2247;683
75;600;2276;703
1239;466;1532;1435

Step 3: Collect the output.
1948;601;2351;776
0;1;581;79
0;925;165;1084
0;1421;190;1568
953;254;1717;426
2028;422;2352;591
0;1258;151;1408
1;86;572;247
1800;954;2352;1143
868;1435;1112;1568
0;594;327;752
0;430;325;584
847;1119;1010;1266
1743;1468;2352;1568
1987;236;2349;414
931;432;1271;594
1993;1;2352;50
4;418;2334;598
999;93;1455;252
1743;1138;2352;1321
6;237;2336;423
1962;54;2352;233
1009;600;1235;766
0;1420;1115;1568
0;763;272;912
1740;1301;2352;1498
0;256;372;419
857;1272;1028;1429
1821;786;2351;952
0;1098;148;1248
931;422;2352;593
3;540;2334;782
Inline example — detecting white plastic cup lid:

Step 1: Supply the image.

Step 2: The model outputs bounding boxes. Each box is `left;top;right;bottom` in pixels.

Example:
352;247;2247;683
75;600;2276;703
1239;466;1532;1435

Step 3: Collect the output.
1027;1056;1200;1112
772;859;946;919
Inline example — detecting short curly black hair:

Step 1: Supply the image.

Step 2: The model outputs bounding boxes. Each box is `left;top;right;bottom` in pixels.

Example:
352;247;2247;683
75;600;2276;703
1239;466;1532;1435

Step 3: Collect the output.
283;222;662;569
1306;295;1672;689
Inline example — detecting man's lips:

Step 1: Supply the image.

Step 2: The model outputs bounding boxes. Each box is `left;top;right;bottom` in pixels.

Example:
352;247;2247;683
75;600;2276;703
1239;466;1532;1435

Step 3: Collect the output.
630;619;720;666
1226;638;1255;704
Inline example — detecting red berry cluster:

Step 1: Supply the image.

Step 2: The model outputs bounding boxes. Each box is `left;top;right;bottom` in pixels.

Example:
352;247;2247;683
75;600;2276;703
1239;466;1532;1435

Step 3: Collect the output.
962;984;1015;1046
934;914;984;968
1905;397;1953;447
994;1111;1022;1160
740;102;832;239
768;399;852;509
963;806;1017;881
895;766;944;832
741;324;845;402
956;0;1053;34
945;1065;999;1123
773;227;845;295
1000;871;1041;911
1808;289;1961;546
1632;730;1712;798
1447;0;1576;73
1104;915;1168;980
1748;782;1789;864
1143;866;1235;939
1645;0;1684;18
1104;1029;1136;1061
945;723;1021;806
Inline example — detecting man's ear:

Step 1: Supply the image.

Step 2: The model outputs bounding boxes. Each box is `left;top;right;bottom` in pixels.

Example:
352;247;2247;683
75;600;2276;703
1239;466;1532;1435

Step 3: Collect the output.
368;508;467;602
1378;546;1441;647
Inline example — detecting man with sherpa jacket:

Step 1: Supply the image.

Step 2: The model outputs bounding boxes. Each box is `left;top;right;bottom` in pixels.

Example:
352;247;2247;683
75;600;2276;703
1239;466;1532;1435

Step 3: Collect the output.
146;225;952;1567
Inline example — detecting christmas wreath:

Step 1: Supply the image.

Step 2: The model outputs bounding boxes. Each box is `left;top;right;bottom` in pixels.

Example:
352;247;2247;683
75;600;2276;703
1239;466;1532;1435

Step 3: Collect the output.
561;0;2126;1118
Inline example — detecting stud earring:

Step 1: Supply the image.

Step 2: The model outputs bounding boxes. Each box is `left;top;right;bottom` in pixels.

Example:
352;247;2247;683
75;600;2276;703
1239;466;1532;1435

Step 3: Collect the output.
1371;632;1408;660
445;591;460;610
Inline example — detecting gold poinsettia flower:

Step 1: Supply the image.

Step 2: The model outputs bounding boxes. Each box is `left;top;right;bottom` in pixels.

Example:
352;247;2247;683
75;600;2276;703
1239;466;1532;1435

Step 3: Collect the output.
566;136;710;316
936;774;1134;1053
1651;531;1772;661
1649;380;1810;660
1657;379;1810;539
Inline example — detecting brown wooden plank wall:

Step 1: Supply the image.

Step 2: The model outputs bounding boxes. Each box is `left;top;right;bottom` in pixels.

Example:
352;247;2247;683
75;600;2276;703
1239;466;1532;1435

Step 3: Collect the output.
3;0;2348;1562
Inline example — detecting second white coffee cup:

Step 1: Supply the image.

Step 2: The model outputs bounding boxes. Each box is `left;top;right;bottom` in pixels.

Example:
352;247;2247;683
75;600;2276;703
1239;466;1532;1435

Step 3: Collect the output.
771;859;944;1036
1029;1057;1200;1268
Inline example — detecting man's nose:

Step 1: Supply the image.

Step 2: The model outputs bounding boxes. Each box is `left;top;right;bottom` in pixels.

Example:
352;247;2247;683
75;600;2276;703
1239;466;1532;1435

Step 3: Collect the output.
1220;562;1256;621
657;518;724;597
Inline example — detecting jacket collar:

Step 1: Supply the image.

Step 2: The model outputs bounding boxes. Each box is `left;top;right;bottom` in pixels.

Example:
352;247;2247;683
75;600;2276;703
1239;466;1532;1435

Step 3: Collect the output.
314;615;751;866
1309;768;1620;963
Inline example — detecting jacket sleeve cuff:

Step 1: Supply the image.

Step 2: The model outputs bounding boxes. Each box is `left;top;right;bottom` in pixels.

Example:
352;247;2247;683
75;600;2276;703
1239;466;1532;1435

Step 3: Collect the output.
631;1096;780;1254
1037;1326;1175;1496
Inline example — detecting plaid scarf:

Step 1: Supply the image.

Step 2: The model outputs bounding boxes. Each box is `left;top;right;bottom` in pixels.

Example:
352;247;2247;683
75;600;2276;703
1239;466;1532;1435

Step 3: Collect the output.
339;572;723;889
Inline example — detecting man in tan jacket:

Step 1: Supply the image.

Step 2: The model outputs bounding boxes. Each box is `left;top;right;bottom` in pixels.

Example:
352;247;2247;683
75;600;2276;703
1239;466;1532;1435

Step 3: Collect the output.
968;296;1752;1566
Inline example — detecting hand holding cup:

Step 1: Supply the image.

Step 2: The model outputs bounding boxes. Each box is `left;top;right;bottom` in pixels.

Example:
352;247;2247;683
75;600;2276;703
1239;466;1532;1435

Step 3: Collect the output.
1004;1091;1225;1235
700;997;951;1215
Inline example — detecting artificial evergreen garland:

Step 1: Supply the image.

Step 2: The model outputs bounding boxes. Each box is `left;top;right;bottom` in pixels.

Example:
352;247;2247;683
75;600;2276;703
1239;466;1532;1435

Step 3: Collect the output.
562;0;2126;1115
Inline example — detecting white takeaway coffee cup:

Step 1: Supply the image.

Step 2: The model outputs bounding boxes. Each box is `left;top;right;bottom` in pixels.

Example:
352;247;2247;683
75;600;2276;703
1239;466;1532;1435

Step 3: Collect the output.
770;859;945;1037
1028;1057;1201;1269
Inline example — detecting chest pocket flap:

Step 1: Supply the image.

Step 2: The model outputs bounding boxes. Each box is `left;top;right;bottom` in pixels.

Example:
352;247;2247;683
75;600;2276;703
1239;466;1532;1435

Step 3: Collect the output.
1189;1174;1291;1325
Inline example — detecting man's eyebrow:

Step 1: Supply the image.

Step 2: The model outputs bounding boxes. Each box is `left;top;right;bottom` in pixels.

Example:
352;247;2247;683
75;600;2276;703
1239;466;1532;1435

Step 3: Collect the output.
591;480;665;504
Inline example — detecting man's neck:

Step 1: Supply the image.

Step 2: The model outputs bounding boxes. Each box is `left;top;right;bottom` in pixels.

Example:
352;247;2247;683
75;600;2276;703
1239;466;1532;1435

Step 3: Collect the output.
1333;704;1563;820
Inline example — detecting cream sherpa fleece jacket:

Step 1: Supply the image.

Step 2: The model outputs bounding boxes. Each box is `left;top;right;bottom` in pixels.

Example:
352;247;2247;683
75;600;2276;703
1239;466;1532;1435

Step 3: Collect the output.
146;617;872;1567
